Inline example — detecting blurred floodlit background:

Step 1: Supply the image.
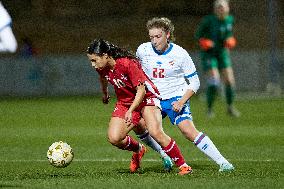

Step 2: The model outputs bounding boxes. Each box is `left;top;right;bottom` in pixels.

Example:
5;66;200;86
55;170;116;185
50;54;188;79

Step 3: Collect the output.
0;0;283;97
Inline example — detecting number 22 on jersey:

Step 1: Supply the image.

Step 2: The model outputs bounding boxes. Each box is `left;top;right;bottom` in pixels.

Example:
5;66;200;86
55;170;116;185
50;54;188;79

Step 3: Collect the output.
153;68;165;78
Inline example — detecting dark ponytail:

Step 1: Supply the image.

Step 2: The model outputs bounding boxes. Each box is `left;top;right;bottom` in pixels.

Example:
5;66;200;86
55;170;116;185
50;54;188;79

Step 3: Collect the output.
87;39;136;60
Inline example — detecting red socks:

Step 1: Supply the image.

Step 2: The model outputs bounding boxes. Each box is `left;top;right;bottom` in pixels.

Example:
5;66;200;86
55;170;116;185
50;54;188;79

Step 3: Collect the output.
117;136;187;168
162;139;185;167
120;135;139;152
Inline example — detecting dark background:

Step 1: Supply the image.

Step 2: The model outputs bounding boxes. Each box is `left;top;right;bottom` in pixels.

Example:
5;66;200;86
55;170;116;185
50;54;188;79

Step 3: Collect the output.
2;0;284;55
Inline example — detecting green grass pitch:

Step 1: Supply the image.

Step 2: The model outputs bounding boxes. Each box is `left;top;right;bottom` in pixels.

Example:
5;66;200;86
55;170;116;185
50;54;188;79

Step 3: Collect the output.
0;95;283;189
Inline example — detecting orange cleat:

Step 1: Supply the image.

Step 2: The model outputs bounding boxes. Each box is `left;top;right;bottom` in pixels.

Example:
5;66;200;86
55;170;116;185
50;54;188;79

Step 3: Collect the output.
178;165;193;175
130;144;146;173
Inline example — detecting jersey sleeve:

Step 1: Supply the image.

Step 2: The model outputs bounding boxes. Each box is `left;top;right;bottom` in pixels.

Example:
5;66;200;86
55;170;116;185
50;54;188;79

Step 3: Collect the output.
136;45;142;59
181;50;200;93
127;59;146;88
195;15;210;40
136;43;145;61
136;44;147;74
181;50;197;77
225;15;235;39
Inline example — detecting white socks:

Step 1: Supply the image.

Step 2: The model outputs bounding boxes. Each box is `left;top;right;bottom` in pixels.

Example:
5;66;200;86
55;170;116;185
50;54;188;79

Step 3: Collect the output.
194;132;228;166
137;130;229;166
137;131;167;158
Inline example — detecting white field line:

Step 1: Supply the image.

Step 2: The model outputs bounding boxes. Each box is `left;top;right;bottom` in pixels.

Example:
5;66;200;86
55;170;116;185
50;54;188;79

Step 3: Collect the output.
0;158;282;162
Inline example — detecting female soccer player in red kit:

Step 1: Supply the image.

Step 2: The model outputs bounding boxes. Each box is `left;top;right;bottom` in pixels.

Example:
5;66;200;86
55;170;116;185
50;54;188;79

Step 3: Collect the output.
86;39;192;175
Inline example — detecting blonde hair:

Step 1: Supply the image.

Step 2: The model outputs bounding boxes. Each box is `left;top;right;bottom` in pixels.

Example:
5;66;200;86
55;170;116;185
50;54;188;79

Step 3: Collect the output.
214;0;230;17
146;17;175;42
214;0;229;9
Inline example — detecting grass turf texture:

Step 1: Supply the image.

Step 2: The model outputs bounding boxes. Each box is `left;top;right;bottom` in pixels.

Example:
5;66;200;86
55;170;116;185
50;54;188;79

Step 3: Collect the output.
0;95;283;188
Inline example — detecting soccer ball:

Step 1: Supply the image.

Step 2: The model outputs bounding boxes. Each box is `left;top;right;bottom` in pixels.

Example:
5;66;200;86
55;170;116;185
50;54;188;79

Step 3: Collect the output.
47;141;74;168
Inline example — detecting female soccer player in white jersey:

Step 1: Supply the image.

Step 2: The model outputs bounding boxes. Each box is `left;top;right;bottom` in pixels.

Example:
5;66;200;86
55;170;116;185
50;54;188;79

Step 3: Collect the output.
136;17;234;172
0;2;17;53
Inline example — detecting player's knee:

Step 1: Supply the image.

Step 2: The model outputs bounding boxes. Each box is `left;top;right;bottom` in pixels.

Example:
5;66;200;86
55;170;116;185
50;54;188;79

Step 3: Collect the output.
224;77;235;86
178;120;198;142
107;134;122;146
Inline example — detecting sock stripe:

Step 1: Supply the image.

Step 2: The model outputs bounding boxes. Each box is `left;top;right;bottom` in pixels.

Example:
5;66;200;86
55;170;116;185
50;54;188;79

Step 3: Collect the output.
195;133;205;146
137;131;149;140
163;140;176;153
124;135;131;150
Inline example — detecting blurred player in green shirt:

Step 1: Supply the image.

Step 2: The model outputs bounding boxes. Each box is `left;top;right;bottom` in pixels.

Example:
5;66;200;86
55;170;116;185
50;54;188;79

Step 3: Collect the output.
195;0;240;117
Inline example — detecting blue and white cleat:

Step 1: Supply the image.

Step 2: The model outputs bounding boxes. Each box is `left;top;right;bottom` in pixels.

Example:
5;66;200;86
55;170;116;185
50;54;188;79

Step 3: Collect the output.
219;162;234;172
162;156;173;171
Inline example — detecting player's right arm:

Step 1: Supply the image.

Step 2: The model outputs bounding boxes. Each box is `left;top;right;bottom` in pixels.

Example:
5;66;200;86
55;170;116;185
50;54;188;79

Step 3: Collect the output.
98;73;110;104
136;43;152;77
195;16;214;51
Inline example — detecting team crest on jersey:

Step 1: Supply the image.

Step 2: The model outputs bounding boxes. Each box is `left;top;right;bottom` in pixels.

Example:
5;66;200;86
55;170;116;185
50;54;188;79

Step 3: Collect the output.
156;61;162;67
120;74;127;81
105;75;110;81
146;98;153;105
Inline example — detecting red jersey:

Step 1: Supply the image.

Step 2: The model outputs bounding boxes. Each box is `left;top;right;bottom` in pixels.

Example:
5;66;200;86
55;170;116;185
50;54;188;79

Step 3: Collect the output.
97;57;159;105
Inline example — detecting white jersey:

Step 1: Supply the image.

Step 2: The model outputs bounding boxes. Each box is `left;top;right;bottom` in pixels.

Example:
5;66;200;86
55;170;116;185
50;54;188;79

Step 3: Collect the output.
0;2;12;30
136;42;200;100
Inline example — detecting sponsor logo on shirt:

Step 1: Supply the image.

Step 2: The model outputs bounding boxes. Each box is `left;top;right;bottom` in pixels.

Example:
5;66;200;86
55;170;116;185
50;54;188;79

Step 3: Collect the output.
146;98;153;105
169;60;174;66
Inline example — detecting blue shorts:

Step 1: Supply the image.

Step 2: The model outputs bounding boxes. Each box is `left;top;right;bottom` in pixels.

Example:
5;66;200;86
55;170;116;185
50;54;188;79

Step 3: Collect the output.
160;96;192;125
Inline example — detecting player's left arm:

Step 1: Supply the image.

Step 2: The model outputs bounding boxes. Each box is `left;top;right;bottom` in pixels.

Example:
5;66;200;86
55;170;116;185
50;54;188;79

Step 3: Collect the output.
125;59;147;125
172;52;200;112
173;74;200;112
224;15;237;49
99;75;110;104
195;16;215;51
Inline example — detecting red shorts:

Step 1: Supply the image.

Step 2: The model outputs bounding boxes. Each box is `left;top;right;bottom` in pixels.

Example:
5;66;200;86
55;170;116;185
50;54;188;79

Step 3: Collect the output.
112;97;160;125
